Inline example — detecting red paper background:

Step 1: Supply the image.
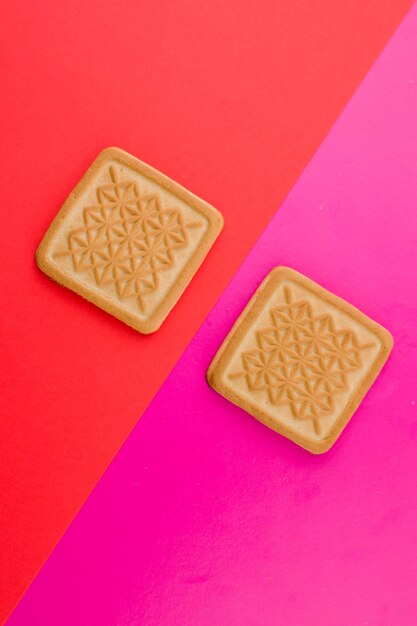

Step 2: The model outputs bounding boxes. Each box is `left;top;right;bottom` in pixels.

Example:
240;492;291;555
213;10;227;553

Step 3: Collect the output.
0;0;412;622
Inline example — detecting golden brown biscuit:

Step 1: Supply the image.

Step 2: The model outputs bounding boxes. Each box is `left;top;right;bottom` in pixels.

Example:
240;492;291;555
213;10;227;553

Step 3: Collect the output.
36;147;223;333
207;267;393;453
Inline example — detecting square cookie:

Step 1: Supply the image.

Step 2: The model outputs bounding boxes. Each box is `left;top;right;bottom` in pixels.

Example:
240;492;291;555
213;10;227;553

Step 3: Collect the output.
36;147;223;333
207;267;393;453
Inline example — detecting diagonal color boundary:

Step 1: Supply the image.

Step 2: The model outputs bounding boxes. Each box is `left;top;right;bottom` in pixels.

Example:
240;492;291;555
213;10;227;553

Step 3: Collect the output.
1;0;414;623
6;1;417;624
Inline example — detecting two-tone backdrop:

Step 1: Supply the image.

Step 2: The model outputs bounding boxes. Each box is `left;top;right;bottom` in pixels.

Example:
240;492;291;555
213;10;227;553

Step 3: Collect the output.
1;1;416;624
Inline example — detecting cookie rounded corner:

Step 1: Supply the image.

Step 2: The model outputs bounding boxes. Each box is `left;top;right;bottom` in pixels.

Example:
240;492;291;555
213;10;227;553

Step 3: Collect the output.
97;146;126;161
35;242;51;275
270;265;298;281
136;319;162;335
381;326;394;353
206;362;222;391
214;209;225;232
307;436;336;455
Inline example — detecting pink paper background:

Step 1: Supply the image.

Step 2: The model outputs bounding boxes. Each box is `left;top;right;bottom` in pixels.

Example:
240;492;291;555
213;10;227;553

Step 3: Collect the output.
7;4;417;625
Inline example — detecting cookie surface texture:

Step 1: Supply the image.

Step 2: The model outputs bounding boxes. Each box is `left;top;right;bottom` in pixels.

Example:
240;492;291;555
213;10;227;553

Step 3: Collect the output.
207;267;393;453
36;147;223;333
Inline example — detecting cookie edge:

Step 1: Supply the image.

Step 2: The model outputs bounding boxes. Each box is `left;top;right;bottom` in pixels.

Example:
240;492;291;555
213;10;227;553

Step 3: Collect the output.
207;266;393;454
35;147;224;334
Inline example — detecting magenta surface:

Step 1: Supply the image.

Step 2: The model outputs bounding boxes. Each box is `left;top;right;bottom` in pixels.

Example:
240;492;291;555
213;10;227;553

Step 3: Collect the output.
8;6;417;625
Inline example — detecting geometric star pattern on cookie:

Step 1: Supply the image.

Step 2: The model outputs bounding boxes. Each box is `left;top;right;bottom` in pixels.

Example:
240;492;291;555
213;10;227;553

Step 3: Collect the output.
55;166;203;313
207;267;393;453
229;286;373;435
36;147;223;333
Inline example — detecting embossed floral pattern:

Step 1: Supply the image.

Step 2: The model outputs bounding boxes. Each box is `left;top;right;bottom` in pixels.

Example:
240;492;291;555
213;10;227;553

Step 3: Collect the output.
230;287;373;434
56;166;203;311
